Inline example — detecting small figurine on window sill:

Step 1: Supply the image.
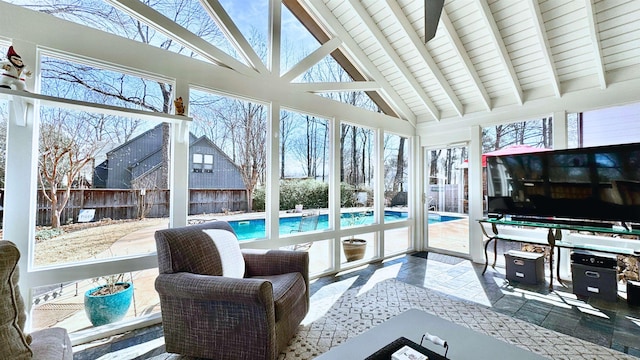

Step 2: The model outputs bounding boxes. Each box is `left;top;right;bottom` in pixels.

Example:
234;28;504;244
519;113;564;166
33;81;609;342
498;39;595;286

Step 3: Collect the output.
0;46;32;91
174;96;185;115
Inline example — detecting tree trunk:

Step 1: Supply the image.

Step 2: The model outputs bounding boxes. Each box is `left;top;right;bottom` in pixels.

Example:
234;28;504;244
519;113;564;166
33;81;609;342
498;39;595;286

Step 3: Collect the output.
50;187;60;228
393;137;405;192
351;125;357;185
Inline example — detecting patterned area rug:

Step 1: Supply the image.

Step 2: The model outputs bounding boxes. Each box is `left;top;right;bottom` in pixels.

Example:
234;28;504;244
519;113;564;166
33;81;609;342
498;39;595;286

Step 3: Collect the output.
151;279;636;360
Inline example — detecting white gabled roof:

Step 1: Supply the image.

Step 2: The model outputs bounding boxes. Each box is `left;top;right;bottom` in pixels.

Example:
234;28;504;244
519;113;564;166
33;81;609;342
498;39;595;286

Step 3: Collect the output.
299;0;640;124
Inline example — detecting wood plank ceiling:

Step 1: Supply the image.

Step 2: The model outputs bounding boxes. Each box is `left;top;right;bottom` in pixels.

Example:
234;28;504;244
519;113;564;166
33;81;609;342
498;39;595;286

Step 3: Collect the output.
291;0;640;125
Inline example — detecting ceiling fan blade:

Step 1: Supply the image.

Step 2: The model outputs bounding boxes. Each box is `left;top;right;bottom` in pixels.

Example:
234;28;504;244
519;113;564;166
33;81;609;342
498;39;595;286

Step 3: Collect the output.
425;0;445;43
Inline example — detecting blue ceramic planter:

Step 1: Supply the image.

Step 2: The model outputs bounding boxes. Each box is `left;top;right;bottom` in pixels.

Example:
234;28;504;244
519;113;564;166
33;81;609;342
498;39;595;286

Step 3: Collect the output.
84;282;133;327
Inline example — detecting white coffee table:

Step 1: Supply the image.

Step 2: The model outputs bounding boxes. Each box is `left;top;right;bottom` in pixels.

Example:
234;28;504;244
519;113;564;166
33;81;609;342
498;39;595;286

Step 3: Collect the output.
315;308;546;359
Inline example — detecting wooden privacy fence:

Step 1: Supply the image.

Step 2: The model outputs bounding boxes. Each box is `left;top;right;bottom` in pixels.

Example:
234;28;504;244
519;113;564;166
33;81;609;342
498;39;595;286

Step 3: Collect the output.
0;189;247;226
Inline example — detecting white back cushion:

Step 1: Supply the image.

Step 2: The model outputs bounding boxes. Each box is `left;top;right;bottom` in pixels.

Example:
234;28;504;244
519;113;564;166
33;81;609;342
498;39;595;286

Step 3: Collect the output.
203;229;245;278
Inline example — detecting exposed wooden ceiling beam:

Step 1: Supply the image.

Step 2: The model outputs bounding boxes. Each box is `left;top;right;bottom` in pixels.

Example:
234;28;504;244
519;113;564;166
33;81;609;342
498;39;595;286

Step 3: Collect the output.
528;0;561;98
106;0;255;77
347;0;440;121
199;0;269;74
384;0;463;117
282;37;342;83
440;10;491;112
475;0;524;105
584;0;607;89
291;81;380;92
284;0;414;123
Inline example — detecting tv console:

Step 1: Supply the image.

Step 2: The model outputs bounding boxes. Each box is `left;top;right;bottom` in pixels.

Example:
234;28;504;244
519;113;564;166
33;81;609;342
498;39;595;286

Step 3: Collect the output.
478;218;640;291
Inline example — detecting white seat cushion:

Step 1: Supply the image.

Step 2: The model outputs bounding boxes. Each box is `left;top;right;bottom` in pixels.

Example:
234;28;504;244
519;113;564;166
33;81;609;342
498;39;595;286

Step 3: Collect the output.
203;229;245;278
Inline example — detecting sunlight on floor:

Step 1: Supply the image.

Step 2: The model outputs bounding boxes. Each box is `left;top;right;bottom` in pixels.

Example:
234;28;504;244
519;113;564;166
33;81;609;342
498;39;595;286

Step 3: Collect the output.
504;287;573;310
626;315;640;328
302;276;358;325
358;262;403;295
421;258;494;307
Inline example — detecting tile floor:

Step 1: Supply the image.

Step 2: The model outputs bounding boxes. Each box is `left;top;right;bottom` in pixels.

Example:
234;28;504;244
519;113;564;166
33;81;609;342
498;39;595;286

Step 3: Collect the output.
312;252;640;357
74;251;640;359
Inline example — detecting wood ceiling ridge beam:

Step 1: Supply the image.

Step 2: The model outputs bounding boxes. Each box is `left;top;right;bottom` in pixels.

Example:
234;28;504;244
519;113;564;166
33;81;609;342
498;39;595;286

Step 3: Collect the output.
105;0;255;77
440;10;491;111
475;0;524;105
347;0;440;121
282;37;343;83
584;0;607;89
529;0;561;98
199;0;269;75
302;0;417;125
269;0;281;77
384;0;463;117
291;81;380;92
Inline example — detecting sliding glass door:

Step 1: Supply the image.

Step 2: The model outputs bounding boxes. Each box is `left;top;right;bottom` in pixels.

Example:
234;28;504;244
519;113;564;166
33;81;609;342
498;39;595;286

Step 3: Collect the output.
425;146;470;255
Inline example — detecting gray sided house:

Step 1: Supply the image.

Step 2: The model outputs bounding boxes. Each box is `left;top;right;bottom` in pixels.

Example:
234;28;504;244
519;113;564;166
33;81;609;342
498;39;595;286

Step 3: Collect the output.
93;124;245;190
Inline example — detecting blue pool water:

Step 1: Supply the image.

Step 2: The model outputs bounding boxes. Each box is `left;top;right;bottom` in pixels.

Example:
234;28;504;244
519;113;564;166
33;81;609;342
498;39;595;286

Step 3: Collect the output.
228;211;461;240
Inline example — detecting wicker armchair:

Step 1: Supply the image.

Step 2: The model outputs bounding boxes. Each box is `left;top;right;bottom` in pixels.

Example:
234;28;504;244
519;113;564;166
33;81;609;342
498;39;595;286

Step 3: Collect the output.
154;221;309;360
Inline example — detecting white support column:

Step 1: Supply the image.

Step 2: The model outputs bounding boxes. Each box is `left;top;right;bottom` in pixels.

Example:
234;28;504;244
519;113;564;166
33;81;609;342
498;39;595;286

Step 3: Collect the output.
468;125;484;262
169;82;190;228
411;135;423;251
375;128;385;257
551;110;570;279
267;101;280;240
552;110;568;150
3;40;39;322
331;118;341;267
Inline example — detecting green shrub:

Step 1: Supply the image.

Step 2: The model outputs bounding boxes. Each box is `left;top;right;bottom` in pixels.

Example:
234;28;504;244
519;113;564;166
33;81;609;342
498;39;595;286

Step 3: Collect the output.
280;179;328;210
252;186;266;211
252;179;371;211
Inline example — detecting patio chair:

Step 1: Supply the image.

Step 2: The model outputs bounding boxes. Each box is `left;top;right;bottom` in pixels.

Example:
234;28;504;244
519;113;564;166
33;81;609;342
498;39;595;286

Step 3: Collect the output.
291;211;320;251
154;221;309;360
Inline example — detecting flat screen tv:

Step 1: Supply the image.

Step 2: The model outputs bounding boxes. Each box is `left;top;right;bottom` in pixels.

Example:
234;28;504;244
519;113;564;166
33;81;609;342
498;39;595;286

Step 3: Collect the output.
486;142;640;226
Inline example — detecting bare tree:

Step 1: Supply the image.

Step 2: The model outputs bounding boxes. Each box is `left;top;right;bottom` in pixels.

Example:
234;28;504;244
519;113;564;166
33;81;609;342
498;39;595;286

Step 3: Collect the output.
20;0;226;223
209;98;267;211
38;109;107;227
280;111;293;178
393;137;406;192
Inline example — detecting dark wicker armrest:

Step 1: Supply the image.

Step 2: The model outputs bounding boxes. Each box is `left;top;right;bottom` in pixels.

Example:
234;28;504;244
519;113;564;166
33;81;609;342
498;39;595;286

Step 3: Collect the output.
155;272;273;305
242;249;309;278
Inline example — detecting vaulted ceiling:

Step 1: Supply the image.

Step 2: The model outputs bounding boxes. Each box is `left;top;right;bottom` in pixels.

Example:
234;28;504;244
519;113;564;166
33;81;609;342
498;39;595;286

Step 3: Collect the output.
289;0;640;126
7;0;640;130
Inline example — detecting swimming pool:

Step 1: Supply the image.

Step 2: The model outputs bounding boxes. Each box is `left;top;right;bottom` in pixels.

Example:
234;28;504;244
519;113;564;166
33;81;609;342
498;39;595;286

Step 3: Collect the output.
228;211;461;240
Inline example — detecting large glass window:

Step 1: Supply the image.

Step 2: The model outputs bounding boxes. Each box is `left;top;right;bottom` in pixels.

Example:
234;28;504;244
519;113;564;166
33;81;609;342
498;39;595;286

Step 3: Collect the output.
189;89;267;238
384;133;409;222
279;110;329;235
30;269;159;333
277;110;330;267
34;54;174;267
340;123;375;225
15;1;222;64
570;102;640;148
339;123;376;262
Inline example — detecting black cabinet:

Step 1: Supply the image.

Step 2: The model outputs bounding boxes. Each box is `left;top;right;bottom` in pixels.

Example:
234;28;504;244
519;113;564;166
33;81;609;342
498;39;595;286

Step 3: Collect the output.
505;250;545;285
571;263;618;302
